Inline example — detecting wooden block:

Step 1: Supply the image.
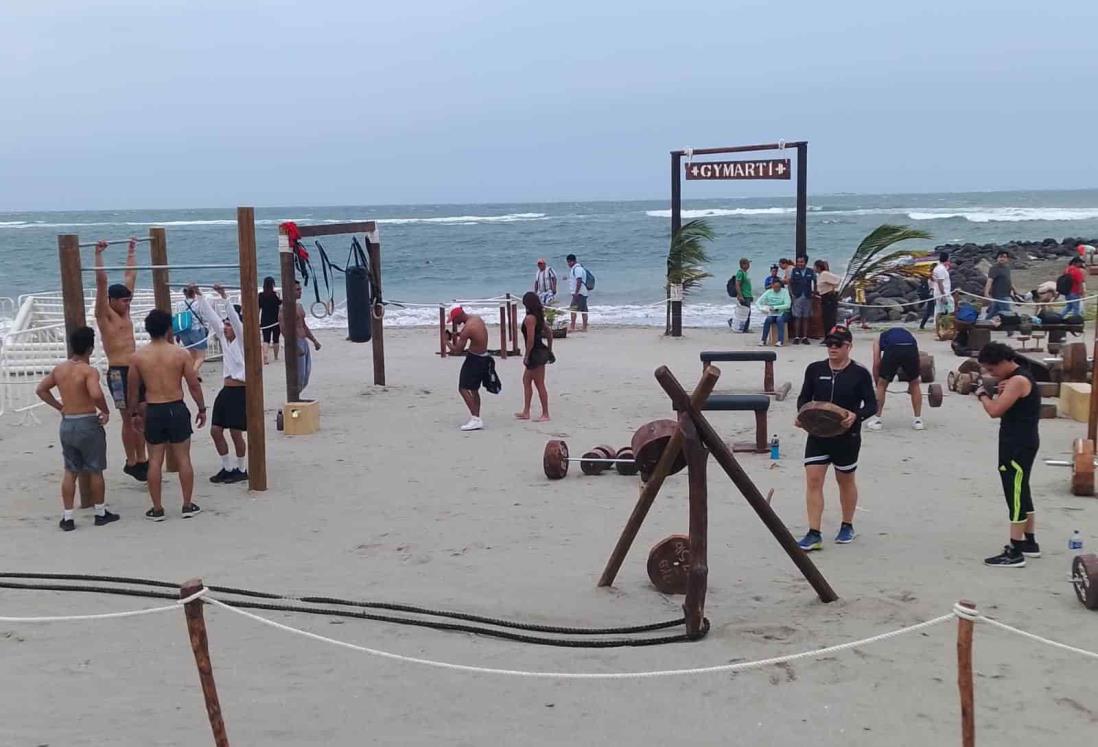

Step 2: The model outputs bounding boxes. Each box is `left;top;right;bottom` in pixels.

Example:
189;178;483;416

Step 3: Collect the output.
1058;383;1092;423
282;400;320;435
1039;401;1058;419
1037;382;1061;398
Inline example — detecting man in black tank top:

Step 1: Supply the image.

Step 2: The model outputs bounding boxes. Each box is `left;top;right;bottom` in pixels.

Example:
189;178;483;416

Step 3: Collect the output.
975;342;1042;567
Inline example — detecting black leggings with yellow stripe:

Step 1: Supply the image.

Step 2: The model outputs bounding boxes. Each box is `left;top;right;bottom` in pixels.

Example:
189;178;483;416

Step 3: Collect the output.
998;444;1037;523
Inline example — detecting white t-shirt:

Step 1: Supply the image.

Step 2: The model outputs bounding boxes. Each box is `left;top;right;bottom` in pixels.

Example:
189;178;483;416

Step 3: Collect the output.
570;263;589;297
931;263;951;297
193;295;245;381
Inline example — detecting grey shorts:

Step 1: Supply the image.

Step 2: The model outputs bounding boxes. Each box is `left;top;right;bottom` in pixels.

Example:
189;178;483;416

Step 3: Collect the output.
60;414;107;474
570;294;589;313
792;296;813;318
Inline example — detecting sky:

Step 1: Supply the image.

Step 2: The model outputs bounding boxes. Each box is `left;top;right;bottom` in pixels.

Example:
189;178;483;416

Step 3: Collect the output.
2;0;1096;210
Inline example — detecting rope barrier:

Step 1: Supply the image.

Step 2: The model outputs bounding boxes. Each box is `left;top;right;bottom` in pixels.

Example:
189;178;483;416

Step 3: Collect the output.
958;288;1098;306
0;587;206;623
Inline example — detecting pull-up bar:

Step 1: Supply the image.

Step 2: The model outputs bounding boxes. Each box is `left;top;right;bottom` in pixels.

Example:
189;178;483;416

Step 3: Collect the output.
78;237;154;249
83;263;241;272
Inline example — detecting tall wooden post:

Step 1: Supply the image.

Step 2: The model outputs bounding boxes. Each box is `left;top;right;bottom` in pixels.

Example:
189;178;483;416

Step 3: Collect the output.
366;236;385;386
149;227;179;473
58;235;93;508
179;579;231;747
279;226;301;403
795;142;808;260
510;299;520;355
956;599;976;747
1087;313;1098;444
498;305;508;359
669;151;683;337
237;208;267;491
681;413;709;638
439;306;448;358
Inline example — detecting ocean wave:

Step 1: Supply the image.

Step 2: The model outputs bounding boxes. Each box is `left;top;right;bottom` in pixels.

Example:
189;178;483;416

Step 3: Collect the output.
905;208;1098;223
646;207;799;219
370;213;548;225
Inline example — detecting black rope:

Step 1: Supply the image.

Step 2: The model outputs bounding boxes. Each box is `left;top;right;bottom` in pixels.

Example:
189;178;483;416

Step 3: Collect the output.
0;574;704;648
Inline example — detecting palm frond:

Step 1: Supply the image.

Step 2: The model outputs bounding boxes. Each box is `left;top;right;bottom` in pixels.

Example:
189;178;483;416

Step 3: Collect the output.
667;219;714;298
839;224;932;295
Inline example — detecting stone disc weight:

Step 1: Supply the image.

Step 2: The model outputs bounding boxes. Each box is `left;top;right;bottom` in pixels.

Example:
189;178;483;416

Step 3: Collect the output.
615;447;638;476
543;440;569;480
919;352;935;383
1072;553;1098;610
927;383;943;408
647;534;691;595
580;451;608;476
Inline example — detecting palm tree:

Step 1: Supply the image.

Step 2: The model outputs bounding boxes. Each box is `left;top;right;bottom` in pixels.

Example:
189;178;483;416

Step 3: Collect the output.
666;218;714;335
837;224;933;297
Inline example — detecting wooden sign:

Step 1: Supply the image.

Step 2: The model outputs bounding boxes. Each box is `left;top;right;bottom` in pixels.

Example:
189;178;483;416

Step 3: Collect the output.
685;159;791;180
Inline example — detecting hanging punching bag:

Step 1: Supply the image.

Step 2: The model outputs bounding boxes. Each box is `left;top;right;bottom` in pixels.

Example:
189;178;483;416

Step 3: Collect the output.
345;239;374;343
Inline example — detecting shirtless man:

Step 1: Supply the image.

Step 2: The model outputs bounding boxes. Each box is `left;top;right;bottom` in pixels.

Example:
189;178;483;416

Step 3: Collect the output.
283;281;321;396
35;326;118;531
447;306;494;431
94;238;148;481
128;309;207;521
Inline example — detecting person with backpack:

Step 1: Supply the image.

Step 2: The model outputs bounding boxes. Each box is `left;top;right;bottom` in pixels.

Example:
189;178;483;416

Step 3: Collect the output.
1060;257;1086;318
566;253;592;332
727;257;754;332
174;285;210;379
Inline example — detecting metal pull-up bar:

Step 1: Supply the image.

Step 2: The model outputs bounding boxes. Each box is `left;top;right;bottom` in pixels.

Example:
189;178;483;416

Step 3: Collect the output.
77;237;153;249
83;264;241;272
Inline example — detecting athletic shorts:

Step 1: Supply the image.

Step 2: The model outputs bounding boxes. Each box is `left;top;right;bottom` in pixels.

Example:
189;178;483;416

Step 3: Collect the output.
459;353;492;391
106;366;145;410
296;340;312;394
262;325;280;344
936;296;956;315
59;413;107;473
998;443;1037;523
804;434;861;473
144;401;193;445
570;294;589;313
792;296;813;318
212;386;247;431
879;346;920;382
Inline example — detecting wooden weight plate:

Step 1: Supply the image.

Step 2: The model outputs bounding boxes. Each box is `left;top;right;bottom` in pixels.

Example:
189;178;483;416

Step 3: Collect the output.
580;451;608;476
919;352;935;383
1061;342;1088;382
774;381;793;402
615;447;638;476
630;420;687;479
956;373;976;396
947;370;957;392
594;445;617;460
647;534;691;595
1071;438;1095;497
927;384;943;408
958;358;982;375
1072;553;1098;610
543;440;569;480
796;401;853;438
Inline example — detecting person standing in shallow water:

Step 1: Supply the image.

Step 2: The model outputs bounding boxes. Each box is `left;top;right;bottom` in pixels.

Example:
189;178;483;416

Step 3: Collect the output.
514;292;554;422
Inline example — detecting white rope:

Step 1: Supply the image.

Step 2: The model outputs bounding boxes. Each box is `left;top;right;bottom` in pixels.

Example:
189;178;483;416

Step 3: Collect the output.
0;588;206;623
205;597;954;679
959;288;1098;306
977;615;1098;661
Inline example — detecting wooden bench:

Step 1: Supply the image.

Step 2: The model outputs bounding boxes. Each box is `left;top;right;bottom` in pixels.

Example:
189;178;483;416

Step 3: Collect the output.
700;394;770;453
699;351;792;400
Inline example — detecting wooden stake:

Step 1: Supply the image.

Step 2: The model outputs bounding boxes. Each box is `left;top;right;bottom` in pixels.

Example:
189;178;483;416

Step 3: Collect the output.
57;234;93;508
680;412;708;638
1088;310;1098;443
278;226;301;403
499;305;508;359
795;142;808;260
669;151;683;337
237;208;267;491
179;579;230;747
367;237;385;386
439;306;448;358
598;368;720;587
149;227;178;474
956;599;976;747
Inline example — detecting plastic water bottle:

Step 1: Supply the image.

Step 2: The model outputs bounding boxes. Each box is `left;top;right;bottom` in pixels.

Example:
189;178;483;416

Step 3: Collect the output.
1069;530;1084;580
770;435;780;460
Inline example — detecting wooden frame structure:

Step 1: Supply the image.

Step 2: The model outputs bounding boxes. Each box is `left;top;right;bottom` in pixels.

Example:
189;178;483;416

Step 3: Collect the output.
57;208;268;494
437;294;521;359
278;221;384;403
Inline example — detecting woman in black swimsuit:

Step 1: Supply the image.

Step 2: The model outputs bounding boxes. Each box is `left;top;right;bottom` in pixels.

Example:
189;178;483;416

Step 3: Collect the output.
258;277;282;365
515;292;555;422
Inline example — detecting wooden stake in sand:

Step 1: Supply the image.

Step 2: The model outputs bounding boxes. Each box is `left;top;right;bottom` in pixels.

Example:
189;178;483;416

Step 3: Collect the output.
180;579;230;747
956;599;976;747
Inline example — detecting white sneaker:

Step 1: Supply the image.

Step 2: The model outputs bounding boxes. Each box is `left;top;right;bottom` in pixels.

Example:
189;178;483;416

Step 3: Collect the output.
460;417;484;431
866;416;883;431
912;417;925;430
776;341;783;347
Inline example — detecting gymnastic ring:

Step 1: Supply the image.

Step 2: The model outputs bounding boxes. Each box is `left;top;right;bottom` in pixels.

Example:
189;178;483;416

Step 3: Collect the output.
371;302;385;320
310;301;330;319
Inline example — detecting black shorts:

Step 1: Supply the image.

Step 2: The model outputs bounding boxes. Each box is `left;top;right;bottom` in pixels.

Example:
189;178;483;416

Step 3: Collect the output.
144;401;193;445
525;347;555;370
460;354;492;391
999;443;1037;523
212;386;247;431
262;325;280;344
879;346;920;382
804;434;861;473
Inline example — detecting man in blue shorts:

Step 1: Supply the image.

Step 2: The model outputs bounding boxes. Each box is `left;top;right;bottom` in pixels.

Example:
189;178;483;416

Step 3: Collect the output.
865;326;924;431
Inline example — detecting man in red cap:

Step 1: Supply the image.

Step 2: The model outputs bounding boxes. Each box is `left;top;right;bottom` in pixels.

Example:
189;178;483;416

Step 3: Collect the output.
447;306;492;431
533;258;557;306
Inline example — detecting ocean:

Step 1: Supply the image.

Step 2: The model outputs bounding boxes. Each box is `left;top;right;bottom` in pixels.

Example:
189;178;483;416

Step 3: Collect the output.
3;189;1097;328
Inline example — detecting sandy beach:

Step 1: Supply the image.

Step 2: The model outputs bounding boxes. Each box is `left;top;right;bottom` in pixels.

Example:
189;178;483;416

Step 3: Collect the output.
2;322;1098;746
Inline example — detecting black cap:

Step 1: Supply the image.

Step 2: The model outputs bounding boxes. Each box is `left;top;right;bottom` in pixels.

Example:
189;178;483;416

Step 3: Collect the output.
824;324;853;345
107;284;132;300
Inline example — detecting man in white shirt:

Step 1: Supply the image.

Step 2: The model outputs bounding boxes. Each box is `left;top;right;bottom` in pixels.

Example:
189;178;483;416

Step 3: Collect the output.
931;253;954;340
190;284;249;484
566;253;589;331
533;258;557;306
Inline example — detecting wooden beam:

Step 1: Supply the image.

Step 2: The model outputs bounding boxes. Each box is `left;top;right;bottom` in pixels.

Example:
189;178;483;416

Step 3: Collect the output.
670;151;683;337
670;142;806;157
57;234;93;508
148;228;178;474
179;579;231;747
295;221;377;238
279;226;301;403
367;238;385;386
237;207;267;491
681;412;709;638
956;599;976;747
796;142;808;260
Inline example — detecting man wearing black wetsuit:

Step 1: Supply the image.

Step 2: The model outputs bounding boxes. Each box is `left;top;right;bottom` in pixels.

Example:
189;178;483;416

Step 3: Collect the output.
975;342;1041;567
794;325;878;551
866;326;924;431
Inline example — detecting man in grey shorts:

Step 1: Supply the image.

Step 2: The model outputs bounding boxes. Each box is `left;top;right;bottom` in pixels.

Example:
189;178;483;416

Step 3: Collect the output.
788;255;817;344
36;326;119;531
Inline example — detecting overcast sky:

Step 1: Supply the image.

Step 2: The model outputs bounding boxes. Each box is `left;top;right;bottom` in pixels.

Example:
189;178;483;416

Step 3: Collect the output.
2;0;1096;210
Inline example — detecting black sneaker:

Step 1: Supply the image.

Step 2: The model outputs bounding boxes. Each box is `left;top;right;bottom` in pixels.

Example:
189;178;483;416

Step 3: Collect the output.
1020;539;1041;558
135;461;149;480
123;464;147;482
59;518;75;532
145;507;166;522
225;469;248;484
210;469;233;484
181;503;202;518
94;510;120;526
984;545;1025;567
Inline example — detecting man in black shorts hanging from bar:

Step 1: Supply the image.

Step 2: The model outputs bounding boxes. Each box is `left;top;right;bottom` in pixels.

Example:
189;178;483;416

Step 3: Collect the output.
974;342;1042;567
865;326;925;431
447;306;498;431
795;325;877;551
128;309;207;521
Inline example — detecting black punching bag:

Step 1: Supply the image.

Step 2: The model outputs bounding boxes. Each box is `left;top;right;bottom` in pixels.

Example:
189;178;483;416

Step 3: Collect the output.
345;265;373;342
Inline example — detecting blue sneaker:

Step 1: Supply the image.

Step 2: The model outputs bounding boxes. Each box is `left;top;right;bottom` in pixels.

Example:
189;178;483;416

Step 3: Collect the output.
835;524;856;544
798;531;823;551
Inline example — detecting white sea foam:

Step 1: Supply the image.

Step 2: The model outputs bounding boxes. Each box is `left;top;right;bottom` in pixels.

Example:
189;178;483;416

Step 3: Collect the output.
645;207;799;218
370;212;548;225
905;207;1098;223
